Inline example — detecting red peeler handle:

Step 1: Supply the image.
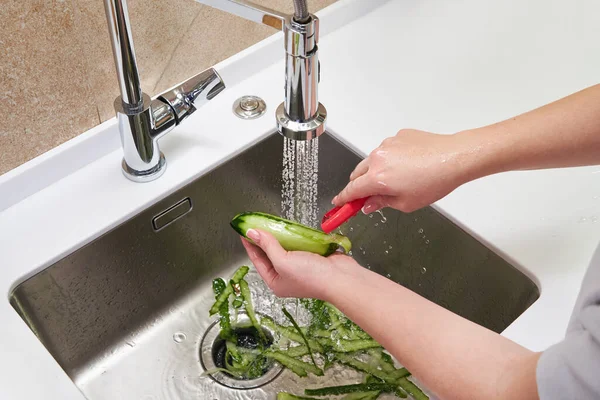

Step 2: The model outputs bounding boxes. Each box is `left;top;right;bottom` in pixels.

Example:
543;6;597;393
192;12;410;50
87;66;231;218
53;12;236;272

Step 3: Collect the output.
321;197;368;233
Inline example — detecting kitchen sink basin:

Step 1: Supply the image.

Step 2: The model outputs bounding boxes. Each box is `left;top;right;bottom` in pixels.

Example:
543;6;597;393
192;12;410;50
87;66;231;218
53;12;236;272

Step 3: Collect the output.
9;132;539;399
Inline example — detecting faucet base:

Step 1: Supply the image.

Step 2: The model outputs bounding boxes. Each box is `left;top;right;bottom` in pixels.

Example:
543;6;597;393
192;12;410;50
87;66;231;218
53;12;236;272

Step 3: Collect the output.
276;102;327;141
121;152;167;183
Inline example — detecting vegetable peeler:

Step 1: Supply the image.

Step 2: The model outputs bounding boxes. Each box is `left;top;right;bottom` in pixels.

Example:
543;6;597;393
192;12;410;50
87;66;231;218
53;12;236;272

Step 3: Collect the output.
321;197;368;234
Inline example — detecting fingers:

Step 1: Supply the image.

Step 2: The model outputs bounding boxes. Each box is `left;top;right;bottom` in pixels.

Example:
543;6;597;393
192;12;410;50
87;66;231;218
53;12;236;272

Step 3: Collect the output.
241;238;279;287
332;159;370;204
362;195;393;214
246;229;287;262
349;158;370;181
333;174;378;207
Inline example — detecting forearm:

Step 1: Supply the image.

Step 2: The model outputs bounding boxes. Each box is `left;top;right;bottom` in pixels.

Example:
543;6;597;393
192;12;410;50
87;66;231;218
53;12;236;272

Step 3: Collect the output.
457;84;600;181
325;269;540;400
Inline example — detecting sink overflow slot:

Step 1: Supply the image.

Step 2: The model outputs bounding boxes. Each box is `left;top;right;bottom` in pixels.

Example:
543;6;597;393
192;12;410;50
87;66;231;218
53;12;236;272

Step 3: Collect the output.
152;197;193;231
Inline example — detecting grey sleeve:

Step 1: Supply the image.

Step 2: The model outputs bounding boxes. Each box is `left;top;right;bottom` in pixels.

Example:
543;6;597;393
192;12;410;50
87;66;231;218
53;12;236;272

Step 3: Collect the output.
537;322;600;399
536;251;600;400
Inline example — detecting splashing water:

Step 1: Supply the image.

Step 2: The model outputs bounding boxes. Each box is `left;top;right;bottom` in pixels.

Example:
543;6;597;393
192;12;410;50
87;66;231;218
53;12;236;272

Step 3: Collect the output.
281;137;320;228
172;332;186;343
376;209;387;223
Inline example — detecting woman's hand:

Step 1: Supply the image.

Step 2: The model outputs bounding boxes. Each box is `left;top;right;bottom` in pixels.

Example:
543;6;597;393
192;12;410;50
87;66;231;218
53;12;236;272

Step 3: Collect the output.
241;229;365;300
333;129;475;213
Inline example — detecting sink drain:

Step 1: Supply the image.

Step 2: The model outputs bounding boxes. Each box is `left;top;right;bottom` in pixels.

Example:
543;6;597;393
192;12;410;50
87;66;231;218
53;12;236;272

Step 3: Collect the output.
200;316;283;389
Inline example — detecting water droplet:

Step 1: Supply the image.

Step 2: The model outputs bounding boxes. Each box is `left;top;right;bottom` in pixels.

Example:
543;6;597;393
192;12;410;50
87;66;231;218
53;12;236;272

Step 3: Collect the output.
425;239;430;244
578;217;587;223
418;228;424;234
374;223;379;227
366;264;371;269
594;195;599;200
421;267;427;274
173;332;187;343
384;250;389;255
369;214;374;219
348;251;353;256
592;216;599;223
349;227;354;232
386;273;392;278
126;341;136;348
388;245;393;250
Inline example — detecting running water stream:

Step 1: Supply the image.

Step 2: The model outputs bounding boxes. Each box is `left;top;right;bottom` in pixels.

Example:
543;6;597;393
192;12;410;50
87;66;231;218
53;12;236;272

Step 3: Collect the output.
281;137;320;228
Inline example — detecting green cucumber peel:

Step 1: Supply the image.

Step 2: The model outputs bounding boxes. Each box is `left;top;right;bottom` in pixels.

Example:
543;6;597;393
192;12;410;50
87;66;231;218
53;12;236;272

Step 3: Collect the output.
279;345;310;358
277;393;327;400
282;307;321;373
266;350;323;377
237;279;266;344
335;353;408;384
231;266;250;284
261;317;324;352
398;377;429;400
319;338;382;353
305;383;401;396
264;351;312;377
341;391;382;400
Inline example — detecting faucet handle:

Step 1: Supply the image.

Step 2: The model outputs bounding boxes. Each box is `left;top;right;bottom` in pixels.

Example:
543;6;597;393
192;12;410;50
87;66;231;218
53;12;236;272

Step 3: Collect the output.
196;0;287;29
158;68;226;124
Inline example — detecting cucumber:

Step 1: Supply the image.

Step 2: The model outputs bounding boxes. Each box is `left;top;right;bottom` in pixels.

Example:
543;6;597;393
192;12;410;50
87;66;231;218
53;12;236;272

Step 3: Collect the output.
231;212;351;256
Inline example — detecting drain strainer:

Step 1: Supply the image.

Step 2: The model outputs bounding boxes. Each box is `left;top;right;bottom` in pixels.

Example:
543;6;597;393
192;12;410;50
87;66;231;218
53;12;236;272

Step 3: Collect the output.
200;316;283;389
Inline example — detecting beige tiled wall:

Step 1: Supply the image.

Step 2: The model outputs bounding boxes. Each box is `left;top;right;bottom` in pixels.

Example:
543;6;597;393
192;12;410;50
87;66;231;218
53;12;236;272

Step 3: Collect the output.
0;0;337;175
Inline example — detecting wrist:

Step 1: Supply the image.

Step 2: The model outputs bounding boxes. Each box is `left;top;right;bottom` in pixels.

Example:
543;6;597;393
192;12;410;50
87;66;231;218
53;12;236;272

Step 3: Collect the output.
451;128;505;184
318;261;358;304
319;270;346;304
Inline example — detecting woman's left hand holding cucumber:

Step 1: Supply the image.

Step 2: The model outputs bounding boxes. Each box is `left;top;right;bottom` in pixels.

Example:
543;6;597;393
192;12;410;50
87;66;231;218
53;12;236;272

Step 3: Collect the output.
242;229;366;300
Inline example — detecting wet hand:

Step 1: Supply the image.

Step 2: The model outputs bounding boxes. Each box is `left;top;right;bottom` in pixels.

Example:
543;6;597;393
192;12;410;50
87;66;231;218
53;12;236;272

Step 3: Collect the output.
241;229;363;300
332;129;472;213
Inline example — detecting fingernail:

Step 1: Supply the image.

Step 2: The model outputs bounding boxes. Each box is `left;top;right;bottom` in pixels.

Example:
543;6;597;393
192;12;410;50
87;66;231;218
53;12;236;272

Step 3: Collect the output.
246;229;260;243
332;196;338;204
362;204;376;214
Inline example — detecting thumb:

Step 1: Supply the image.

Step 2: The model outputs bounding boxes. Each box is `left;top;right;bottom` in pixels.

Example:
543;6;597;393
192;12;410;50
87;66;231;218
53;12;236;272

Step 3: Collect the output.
246;229;287;261
362;195;392;214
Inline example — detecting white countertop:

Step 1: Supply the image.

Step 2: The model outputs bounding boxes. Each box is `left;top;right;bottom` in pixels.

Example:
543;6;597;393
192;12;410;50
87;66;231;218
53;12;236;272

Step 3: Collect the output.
2;0;600;398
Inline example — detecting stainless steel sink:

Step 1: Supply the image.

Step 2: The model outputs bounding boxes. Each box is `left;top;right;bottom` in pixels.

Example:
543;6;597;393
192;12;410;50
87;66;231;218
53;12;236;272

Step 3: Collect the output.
9;132;539;399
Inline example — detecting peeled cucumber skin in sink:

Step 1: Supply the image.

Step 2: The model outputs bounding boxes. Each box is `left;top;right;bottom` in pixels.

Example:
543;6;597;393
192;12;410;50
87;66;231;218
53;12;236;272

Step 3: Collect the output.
231;212;352;256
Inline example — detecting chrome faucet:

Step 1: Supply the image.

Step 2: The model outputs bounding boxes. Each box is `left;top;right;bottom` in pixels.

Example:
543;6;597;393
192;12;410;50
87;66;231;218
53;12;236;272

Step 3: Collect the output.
104;0;226;182
196;0;327;141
